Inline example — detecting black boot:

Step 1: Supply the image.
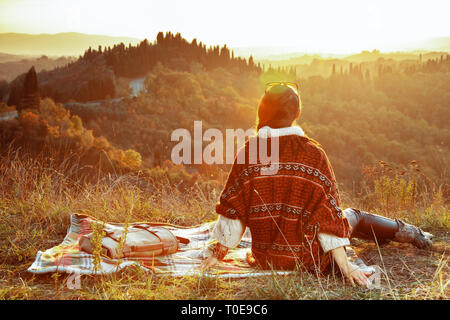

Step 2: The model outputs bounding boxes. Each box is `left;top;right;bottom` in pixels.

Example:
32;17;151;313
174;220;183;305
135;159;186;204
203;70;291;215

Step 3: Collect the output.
393;220;434;249
348;209;433;249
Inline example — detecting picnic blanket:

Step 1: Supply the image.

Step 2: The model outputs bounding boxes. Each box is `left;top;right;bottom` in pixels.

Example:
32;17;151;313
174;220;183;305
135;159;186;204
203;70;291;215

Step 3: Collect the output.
28;214;376;278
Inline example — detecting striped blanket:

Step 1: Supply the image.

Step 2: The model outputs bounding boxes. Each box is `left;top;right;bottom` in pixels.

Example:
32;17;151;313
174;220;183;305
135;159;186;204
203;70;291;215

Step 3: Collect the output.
28;214;375;278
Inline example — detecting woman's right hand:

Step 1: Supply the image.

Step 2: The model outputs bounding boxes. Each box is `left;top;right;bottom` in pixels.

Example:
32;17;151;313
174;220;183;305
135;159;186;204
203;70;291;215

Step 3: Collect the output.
331;246;370;287
342;262;371;287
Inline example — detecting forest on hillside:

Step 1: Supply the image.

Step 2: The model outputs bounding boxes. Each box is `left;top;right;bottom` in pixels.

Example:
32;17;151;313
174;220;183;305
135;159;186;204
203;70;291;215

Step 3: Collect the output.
0;32;449;199
5;32;260;105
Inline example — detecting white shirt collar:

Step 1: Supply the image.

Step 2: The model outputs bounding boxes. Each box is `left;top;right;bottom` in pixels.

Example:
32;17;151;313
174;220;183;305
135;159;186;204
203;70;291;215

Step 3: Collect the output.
257;126;305;138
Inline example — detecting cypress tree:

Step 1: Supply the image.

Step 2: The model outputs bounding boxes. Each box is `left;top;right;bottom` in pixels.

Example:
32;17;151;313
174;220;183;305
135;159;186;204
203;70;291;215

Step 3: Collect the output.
19;66;40;111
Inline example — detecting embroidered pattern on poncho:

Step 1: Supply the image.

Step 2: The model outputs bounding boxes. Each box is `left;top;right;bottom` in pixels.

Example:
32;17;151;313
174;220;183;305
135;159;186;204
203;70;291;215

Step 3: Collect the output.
216;135;350;271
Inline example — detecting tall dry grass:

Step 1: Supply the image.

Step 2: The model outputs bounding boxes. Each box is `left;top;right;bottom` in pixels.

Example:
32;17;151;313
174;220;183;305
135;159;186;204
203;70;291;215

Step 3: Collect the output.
0;148;448;300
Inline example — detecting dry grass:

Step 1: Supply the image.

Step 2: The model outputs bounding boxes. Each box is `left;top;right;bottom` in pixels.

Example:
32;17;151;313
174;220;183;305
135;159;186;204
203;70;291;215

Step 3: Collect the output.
0;150;448;300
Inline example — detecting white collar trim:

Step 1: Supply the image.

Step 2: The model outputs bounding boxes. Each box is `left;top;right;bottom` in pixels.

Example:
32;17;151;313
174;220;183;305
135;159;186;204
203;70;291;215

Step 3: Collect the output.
257;126;305;138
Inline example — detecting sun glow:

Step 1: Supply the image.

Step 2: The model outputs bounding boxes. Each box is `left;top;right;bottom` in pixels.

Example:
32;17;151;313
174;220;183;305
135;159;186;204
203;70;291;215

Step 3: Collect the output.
0;0;449;54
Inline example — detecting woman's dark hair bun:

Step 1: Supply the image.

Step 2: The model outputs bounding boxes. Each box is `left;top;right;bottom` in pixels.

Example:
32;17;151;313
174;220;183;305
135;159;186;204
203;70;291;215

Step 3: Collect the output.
257;84;301;131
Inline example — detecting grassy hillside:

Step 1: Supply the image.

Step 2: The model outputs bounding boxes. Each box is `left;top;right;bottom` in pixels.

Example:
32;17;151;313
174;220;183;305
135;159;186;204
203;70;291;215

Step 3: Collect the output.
0;148;447;300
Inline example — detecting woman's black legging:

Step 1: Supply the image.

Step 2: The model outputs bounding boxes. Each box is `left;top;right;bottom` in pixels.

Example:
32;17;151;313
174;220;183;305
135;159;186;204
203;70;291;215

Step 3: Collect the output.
343;208;399;244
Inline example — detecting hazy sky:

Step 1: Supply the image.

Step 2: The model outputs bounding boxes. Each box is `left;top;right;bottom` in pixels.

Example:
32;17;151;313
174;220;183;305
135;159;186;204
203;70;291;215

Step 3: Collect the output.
1;0;449;53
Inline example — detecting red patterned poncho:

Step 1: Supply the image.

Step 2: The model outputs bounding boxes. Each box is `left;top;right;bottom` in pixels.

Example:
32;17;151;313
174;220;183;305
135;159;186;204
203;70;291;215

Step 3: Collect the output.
216;133;350;272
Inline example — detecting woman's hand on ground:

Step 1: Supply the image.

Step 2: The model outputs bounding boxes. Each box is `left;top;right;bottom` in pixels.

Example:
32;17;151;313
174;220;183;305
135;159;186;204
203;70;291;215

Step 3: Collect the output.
342;262;371;287
330;246;370;287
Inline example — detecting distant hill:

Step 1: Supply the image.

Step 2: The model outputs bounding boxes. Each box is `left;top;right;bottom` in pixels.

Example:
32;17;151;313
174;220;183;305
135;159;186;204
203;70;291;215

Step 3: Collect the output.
0;52;35;63
0;55;74;82
243;37;450;61
0;32;142;56
344;50;449;63
405;37;450;52
255;48;450;79
257;48;450;66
